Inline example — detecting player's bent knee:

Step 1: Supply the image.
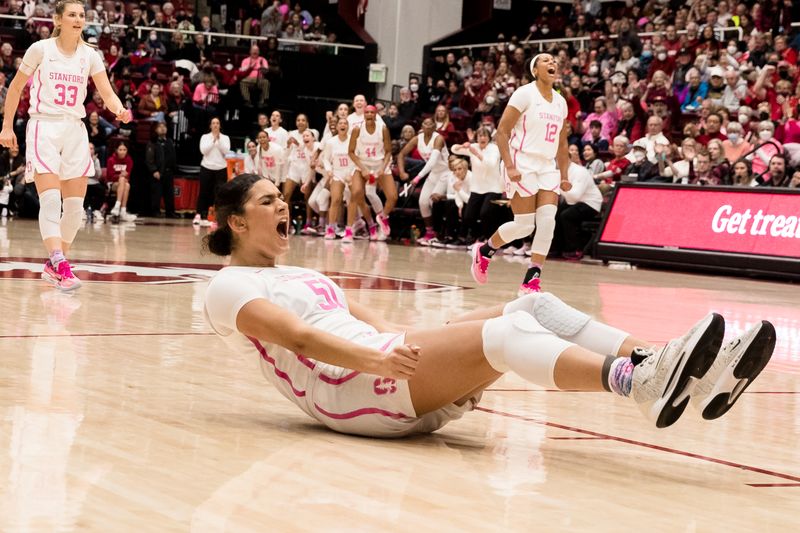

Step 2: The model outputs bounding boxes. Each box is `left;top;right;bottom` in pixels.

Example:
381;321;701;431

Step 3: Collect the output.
481;311;574;388
497;212;536;242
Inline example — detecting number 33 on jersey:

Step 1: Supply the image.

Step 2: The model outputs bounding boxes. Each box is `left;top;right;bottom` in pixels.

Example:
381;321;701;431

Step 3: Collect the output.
19;38;105;120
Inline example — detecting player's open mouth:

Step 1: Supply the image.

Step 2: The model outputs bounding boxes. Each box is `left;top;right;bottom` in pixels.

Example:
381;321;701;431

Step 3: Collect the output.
276;218;289;239
547;67;556;75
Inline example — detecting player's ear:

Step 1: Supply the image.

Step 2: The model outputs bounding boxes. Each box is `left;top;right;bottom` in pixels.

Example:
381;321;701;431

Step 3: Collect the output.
229;213;247;233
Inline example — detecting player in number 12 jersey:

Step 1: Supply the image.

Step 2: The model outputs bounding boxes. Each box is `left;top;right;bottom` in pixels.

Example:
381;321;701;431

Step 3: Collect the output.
470;53;570;296
0;0;131;291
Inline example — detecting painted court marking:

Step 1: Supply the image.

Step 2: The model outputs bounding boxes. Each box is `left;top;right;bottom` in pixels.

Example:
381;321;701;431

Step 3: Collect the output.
476;406;800;487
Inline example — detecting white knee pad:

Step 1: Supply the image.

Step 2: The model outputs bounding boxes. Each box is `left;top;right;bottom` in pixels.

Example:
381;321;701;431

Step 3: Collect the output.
60;197;84;244
503;292;628;356
531;204;557;256
497;212;536;243
365;184;383;214
38;189;62;241
481;311;575;388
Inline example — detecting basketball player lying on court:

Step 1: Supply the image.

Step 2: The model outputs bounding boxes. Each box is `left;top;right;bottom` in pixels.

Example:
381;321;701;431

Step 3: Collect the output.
204;174;776;437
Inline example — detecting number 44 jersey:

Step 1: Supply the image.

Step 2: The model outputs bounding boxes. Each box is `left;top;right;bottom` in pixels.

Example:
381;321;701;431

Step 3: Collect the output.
20;39;105;120
506;83;568;163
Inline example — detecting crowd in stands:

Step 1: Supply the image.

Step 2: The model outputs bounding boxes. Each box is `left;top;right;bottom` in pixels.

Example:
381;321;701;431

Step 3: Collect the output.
0;0;799;259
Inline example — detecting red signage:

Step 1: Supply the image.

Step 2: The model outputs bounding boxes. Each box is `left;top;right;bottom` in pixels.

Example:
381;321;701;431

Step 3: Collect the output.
600;187;800;259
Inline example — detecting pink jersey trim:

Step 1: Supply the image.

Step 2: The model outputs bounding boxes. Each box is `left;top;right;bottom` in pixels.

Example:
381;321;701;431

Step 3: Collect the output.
80;156;92;178
247;336;307;398
35;70;43;114
314;403;408;420
517;182;535;196
34;121;55;174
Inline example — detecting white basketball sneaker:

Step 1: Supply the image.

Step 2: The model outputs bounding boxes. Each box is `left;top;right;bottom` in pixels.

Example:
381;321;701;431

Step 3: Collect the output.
690;321;776;420
631;313;725;428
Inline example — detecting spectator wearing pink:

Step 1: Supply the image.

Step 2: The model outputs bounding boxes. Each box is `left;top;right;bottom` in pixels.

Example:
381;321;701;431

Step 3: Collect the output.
722;122;753;164
193;77;219;111
239;45;270;108
748;121;782;180
581;97;617;145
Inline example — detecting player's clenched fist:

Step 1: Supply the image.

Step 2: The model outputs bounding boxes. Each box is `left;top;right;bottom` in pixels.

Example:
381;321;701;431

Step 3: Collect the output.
377;344;421;380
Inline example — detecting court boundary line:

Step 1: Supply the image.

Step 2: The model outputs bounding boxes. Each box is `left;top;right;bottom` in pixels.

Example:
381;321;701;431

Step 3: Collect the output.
0;332;216;339
476;406;800;485
484;388;798;395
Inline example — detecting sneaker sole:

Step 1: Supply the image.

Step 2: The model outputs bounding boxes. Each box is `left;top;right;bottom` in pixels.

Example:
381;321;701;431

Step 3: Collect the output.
653;313;725;428
41;271;60;287
56;279;82;292
698;321;776;421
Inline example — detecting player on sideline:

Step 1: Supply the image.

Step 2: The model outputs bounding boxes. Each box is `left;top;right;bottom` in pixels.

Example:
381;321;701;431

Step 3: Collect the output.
471;54;569;295
320;117;357;240
397;117;451;245
0;0;131;291
348;105;396;240
203;174;776;438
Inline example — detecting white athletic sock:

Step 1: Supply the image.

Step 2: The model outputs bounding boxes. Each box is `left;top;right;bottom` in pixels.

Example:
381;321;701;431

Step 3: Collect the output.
113;201;121;210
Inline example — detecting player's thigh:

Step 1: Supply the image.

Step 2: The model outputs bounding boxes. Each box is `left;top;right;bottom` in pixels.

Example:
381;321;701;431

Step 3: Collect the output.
378;172;397;196
536;189;559;208
34;173;61;194
60;176;88;199
509;192;537;215
405;320;501;415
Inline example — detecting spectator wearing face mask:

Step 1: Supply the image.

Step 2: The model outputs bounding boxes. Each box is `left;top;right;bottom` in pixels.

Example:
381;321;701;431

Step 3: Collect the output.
748;121;782;179
647;47;675;80
722;122;753;164
623;145;658;182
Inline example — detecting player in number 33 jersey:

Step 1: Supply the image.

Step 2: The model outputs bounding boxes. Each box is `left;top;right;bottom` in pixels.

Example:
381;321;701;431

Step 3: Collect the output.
0;0;132;292
470;53;571;297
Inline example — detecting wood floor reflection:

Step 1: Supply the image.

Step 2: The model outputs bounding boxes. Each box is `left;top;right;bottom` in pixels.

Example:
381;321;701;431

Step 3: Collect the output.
0;218;798;532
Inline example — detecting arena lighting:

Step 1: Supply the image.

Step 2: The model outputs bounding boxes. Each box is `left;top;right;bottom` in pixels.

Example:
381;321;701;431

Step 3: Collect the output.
595;184;800;279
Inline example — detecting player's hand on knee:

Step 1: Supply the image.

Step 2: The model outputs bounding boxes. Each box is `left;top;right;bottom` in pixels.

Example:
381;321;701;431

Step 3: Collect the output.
378;344;421;379
560;180;572;191
0;128;17;150
506;166;522;182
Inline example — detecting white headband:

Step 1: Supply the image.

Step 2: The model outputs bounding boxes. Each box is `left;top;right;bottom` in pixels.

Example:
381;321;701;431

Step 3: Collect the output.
530;54;544;77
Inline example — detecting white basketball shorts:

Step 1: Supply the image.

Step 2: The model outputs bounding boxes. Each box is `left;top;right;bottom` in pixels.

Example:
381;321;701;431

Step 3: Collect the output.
25;117;94;183
310;331;481;437
359;159;391;177
503;151;560;198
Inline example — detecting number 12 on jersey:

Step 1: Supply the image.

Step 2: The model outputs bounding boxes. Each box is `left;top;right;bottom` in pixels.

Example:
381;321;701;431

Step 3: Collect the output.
544;122;558;143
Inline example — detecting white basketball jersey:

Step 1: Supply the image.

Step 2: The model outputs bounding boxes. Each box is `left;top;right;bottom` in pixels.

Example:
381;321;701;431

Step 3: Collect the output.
416;132;450;178
506;83;568;161
288;141;318;176
204;266;379;418
267;126;289;148
355;122;385;163
257;143;286;183
20;39;105;120
323;135;354;180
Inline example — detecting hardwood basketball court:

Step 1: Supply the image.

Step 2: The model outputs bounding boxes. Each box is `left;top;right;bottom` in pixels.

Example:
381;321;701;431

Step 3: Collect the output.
0;218;798;531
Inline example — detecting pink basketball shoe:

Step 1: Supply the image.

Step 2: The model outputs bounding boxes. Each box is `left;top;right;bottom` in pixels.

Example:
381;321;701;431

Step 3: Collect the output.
517;277;541;296
470;243;491;285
